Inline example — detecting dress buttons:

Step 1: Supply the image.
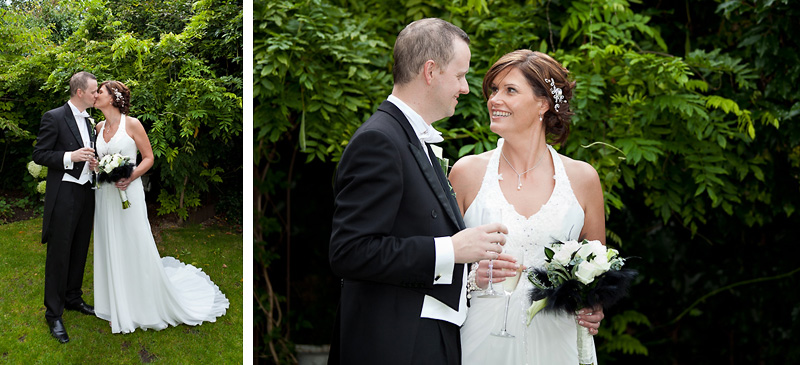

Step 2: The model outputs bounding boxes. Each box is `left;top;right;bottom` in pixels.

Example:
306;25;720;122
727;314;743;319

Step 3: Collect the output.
431;210;438;218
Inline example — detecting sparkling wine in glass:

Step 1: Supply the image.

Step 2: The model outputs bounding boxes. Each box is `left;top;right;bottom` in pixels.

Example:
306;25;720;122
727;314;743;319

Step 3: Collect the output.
478;209;504;298
87;141;98;190
491;245;524;338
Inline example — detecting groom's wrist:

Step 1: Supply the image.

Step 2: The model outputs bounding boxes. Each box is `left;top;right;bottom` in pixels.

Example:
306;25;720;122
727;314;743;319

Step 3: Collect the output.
63;152;74;169
432;236;455;284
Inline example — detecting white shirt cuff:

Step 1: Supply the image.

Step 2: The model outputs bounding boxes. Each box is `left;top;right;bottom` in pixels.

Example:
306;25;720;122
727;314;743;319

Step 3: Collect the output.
432;236;455;284
63;152;73;169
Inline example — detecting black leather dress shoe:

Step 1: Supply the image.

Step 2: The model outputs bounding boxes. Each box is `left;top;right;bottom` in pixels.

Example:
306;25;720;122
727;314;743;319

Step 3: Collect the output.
47;318;69;343
65;302;95;316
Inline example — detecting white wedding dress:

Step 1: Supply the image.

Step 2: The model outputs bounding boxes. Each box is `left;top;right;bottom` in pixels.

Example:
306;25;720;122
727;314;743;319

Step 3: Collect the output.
460;139;597;364
93;114;229;334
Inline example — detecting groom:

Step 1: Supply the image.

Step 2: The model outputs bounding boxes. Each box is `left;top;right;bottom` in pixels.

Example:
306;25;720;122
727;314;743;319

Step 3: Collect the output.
32;71;99;344
329;19;506;364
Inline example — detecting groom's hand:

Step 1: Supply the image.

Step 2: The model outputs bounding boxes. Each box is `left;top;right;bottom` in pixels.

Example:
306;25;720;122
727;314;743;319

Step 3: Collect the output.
452;223;507;264
70;147;95;162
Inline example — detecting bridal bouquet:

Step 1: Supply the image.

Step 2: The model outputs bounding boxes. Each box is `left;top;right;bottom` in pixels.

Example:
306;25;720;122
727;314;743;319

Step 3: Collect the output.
97;153;134;209
525;239;636;365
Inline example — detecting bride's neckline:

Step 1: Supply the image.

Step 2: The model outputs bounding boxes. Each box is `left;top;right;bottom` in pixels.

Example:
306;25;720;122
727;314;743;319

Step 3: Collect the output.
102;114;126;144
494;141;558;221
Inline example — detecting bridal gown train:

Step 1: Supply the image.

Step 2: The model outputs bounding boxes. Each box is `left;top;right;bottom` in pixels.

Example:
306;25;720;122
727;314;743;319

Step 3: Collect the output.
93;114;229;334
460;138;597;364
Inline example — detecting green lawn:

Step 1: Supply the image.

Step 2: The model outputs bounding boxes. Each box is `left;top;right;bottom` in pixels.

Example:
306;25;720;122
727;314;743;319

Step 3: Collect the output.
0;218;243;364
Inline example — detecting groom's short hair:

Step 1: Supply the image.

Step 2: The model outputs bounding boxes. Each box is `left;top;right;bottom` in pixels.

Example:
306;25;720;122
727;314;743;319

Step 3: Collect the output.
392;18;469;85
69;71;97;97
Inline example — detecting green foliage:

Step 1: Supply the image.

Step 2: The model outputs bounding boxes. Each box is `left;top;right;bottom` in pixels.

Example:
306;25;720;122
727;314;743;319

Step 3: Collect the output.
597;310;650;356
254;0;391;164
0;197;13;222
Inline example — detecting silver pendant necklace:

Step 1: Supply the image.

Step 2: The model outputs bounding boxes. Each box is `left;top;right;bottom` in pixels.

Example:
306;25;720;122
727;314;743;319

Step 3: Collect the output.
501;148;547;190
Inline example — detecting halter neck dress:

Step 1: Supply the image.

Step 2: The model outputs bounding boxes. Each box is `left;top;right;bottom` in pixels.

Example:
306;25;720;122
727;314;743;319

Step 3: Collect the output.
460;138;595;364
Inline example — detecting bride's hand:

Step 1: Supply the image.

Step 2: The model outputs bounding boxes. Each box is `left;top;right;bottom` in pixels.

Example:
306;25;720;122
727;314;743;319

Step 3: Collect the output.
115;178;130;191
576;306;604;335
474;254;522;289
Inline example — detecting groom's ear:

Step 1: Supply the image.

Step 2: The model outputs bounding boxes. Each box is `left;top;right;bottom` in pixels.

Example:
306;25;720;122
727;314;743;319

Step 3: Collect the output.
423;60;437;85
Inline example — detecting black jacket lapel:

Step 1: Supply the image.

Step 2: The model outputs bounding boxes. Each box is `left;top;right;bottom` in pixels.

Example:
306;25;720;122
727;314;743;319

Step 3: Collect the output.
408;142;463;230
426;143;466;230
63;104;83;146
378;101;464;230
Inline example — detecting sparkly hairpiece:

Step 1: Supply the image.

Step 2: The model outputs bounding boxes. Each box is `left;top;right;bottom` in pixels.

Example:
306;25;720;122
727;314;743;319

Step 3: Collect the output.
112;87;125;108
544;78;566;112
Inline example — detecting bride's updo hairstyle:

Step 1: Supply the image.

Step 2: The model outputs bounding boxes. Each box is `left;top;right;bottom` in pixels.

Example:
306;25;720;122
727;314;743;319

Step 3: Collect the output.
100;80;131;115
482;50;575;145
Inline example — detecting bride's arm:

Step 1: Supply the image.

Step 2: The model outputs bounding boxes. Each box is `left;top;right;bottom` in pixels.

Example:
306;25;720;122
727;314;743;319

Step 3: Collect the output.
126;116;154;181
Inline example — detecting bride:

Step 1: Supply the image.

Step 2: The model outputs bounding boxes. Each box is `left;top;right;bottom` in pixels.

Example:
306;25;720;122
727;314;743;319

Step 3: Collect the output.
450;50;606;364
91;80;229;333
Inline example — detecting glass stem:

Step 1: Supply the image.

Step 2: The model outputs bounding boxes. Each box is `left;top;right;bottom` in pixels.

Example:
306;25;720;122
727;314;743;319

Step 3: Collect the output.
501;295;511;332
487;259;494;290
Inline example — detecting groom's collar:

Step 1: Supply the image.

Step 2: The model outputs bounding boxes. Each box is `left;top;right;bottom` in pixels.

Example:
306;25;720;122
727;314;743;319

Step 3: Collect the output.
67;100;87;116
387;94;443;144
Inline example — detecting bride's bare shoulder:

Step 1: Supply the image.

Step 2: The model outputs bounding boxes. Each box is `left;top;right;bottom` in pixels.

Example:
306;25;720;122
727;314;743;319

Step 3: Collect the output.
450;149;493;196
125;115;145;132
452;150;492;174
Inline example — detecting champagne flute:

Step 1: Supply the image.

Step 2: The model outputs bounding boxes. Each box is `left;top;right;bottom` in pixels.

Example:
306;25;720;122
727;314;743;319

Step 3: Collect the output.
478;209;504;298
491;245;524;338
86;140;98;190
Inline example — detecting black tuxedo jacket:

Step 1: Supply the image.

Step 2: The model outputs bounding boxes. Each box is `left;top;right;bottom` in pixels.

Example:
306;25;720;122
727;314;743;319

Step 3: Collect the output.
329;101;466;364
32;103;95;244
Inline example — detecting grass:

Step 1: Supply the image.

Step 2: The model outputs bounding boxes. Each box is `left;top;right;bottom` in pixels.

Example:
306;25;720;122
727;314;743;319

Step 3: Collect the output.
0;218;243;364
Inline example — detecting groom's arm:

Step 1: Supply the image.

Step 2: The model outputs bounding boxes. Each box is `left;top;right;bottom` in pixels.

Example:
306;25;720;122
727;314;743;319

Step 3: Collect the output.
330;128;439;288
32;112;69;171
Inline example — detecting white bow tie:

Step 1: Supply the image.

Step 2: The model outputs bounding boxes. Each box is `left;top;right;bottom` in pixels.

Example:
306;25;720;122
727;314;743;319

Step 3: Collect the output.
419;125;444;144
75;111;90;119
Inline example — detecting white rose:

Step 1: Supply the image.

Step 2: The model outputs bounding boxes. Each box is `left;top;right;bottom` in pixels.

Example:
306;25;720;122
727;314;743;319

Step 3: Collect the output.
553;240;582;266
576;240;608;263
575;260;605;284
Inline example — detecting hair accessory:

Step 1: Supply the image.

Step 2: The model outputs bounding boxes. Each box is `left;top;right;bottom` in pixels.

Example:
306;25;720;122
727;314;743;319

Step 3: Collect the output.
112;87;125;108
544;78;566;112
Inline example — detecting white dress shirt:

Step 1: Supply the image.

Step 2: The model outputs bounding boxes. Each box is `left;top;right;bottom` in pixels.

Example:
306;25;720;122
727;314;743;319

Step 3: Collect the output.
387;95;468;325
61;101;93;185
